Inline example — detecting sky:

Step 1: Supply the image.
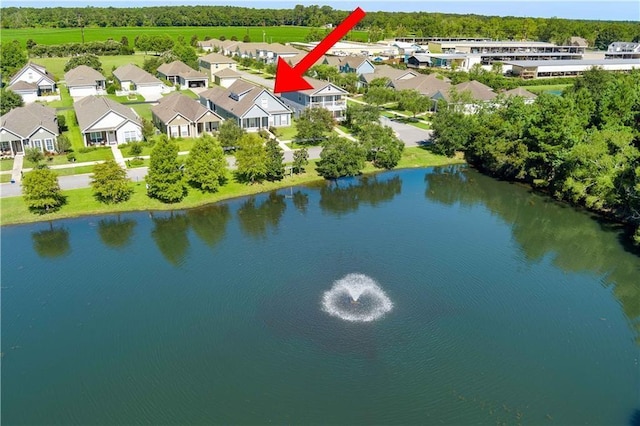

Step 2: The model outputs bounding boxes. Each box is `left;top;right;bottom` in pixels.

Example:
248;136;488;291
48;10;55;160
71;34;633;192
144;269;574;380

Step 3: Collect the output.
2;0;639;21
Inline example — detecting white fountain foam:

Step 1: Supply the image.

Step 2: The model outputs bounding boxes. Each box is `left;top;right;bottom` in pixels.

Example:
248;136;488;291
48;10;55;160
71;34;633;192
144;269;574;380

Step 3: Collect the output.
322;273;393;322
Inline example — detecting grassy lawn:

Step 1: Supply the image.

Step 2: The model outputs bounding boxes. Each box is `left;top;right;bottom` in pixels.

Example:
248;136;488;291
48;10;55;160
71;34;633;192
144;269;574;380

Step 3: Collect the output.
52;165;96;176
29;55;147;80
122;145;153;158
175;89;199;100
106;93;146;103
1;146;462;226
44;84;73;108
23;148;113;169
1;174;12;183
274;122;298;141
523;84;571;95
6;26;368;47
176;139;195;152
61;109;85;152
1;159;14;172
130;103;153;120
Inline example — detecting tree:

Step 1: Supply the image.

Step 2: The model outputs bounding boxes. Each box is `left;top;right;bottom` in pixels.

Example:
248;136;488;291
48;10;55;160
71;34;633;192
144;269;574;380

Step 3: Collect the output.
345;103;380;135
235;133;267;183
25;147;44;165
430;100;477;157
218;119;245;149
55;134;71;154
149;34;174;54
359;124;404;169
243;34;251;43
146;136;187;203
141;117;155;141
0;89;23;115
26;39;37;50
120;36;129;46
64;54;102;72
292;147;309;174
309;64;339;81
171;42;198;69
364;86;396;107
397;89;431;117
190;34;199;47
316;135;366;179
91;159;133;203
0;40;27;78
265;138;285;181
135;34;151;54
294;107;335;144
142;56;164;75
185;134;227;192
22;168;65;213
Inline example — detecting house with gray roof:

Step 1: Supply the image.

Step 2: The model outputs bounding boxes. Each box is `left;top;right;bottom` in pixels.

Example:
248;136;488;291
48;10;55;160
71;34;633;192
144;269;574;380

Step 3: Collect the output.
212;68;240;88
198;52;238;80
199;80;292;130
431;80;497;113
157;61;208;89
358;65;420;87
152;92;223;138
502;87;537;104
64;65;106;98
113;64;168;101
390;73;452;98
279;77;348;121
0;103;59;156
339;56;375;75
74;95;142;146
8;62;58;103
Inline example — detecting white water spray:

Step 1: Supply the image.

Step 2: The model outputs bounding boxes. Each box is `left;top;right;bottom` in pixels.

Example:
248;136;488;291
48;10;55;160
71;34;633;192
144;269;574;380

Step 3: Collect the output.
321;274;393;322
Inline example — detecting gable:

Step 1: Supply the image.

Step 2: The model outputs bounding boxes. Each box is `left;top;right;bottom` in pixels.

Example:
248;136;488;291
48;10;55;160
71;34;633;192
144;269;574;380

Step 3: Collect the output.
357;61;375;74
254;90;289;112
11;65;55;85
89;111;128;130
242;104;269;119
313;84;346;96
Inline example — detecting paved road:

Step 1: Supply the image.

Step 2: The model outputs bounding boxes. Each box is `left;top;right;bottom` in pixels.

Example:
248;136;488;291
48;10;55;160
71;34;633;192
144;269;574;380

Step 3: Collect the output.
236;70;275;90
380;116;433;147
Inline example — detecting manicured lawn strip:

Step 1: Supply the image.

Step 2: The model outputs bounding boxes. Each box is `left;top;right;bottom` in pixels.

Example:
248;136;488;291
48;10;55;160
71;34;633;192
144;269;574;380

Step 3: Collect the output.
106;94;145;103
0;174;12;183
52;165;96;176
130;103;153;120
522;84;571;95
6;26;368;47
24;156;74;168
45;84;73;108
1;159;14;172
176;139;195;152
126;158;149;168
23;147;113;169
406;120;431;130
175;89;199;99
1;147;462;226
61;109;85;151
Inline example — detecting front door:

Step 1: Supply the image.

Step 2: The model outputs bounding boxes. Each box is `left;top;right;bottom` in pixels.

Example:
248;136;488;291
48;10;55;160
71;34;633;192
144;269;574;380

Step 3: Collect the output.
12;140;23;154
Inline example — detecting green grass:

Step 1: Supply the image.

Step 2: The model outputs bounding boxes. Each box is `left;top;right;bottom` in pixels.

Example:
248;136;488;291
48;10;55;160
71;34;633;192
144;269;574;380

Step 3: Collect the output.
130;103;153;120
0;146;461;226
5;26;368;48
1;159;14;172
274;122;298;141
0;174;12;183
43;84;73;108
61;110;85;152
52;165;96;176
522;84;571;95
23;148;113;169
175;89;199;100
29;55;148;80
106;93;146;103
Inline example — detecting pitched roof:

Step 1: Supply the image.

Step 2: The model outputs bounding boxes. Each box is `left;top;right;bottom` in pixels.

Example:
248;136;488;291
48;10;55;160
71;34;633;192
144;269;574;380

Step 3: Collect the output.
7;80;38;92
157;61;207;79
152;92;221;123
391;73;452;97
341;56;372;69
113;64;162;85
0;103;58;138
200;80;290;117
287;52;328;68
64;65;106;87
323;56;343;67
213;68;240;78
360;65;419;84
268;43;303;55
9;62;56;85
199;52;237;65
74;95;140;131
452;80;496;102
503;87;537;99
294;77;349;96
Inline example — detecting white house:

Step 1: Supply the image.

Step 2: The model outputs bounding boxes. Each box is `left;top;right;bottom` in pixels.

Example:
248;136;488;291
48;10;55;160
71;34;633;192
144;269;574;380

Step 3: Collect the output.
279;77;348;121
198;52;238;80
157;61;208;89
8;62;59;103
74;96;142;146
113;64;168;101
64;65;106;98
0;103;59;156
212;68;241;88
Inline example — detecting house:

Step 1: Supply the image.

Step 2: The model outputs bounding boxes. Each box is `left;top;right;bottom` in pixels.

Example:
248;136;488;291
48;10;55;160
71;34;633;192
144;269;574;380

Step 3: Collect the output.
113;64;168;101
358;65;419;87
197;39;217;52
157;61;208;89
502;87;537;104
431;80;497;113
267;43;304;64
212;68;241;88
151;92;223;138
199;52;238;80
0;103;59;156
64;65;106;98
569;37;589;48
390;73;452;98
199;80;292;130
8;62;58;103
279;77;348;121
74;95;142;146
287;53;330;69
339;56;375;75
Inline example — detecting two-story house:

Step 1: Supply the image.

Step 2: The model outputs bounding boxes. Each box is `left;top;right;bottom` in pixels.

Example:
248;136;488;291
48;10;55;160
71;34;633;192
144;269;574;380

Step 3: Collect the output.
199;80;292;130
0;103;59;156
278;77;348;121
339;57;375;75
198;52;238;80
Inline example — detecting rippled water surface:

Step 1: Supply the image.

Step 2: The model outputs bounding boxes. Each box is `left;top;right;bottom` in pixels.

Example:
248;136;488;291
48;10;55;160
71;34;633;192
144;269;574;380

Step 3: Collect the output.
2;167;639;425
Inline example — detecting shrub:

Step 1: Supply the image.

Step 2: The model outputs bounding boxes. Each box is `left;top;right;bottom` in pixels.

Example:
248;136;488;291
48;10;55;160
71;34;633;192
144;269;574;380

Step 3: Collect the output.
66;152;76;162
129;142;143;156
78;146;98;154
268;126;279;137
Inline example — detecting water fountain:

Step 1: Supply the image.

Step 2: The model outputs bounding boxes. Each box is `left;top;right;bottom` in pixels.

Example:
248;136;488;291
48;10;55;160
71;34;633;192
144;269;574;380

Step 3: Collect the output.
322;274;393;322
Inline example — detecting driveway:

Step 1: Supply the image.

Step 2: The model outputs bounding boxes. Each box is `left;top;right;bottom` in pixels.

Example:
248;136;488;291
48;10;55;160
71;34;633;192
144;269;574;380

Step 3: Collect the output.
379;116;433;147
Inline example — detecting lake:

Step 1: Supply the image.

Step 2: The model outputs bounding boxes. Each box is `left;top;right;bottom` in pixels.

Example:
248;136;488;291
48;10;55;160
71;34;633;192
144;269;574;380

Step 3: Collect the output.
2;166;639;425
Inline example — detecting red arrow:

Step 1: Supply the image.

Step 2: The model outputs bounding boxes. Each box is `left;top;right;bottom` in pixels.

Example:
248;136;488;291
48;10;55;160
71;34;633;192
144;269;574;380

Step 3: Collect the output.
274;7;366;93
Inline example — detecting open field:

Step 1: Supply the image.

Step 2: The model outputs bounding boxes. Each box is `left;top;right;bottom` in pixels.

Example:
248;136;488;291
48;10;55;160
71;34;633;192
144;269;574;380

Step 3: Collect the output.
28;55;148;80
521;84;571;95
1;147;463;225
3;26;368;47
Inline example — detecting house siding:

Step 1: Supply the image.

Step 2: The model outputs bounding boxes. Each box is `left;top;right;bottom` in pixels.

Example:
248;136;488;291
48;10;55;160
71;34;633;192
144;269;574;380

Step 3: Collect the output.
115;121;143;144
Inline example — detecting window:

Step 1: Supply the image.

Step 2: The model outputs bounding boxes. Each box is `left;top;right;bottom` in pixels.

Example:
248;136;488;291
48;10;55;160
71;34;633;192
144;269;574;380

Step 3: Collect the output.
180;125;189;137
90;132;102;143
45;138;54;151
124;130;137;142
33;139;42;149
25;140;33;148
261;98;268;108
170;126;179;137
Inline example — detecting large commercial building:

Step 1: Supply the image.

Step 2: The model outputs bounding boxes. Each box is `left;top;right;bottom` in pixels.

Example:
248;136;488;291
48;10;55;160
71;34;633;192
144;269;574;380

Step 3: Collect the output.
507;59;640;79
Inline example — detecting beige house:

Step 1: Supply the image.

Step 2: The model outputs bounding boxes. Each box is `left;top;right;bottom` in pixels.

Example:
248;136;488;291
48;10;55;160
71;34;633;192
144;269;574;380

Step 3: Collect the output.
157;61;208;89
0;103;59;155
75;95;142;146
213;68;241;88
198;52;238;80
152;92;223;138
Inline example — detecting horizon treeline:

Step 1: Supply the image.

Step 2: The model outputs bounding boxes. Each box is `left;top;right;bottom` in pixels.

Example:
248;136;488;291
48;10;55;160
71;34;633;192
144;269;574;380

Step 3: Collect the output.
1;5;639;49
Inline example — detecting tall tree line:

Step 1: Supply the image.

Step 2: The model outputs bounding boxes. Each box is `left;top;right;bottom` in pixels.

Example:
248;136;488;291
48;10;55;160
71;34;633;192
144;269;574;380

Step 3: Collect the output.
2;6;639;47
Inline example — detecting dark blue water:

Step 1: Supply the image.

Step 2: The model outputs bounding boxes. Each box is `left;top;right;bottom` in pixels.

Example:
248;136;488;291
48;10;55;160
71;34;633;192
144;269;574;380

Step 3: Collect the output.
2;166;639;425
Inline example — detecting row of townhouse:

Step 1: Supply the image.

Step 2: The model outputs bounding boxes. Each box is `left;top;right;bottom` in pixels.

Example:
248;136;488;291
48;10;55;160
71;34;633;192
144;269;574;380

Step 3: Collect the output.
197;39;303;64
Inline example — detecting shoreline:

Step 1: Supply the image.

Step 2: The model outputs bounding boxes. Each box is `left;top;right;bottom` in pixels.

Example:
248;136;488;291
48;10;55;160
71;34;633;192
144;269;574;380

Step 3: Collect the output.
1;149;465;227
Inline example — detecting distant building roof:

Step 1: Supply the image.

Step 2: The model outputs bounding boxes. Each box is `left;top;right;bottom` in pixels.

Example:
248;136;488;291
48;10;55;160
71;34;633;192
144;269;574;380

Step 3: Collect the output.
607;42;640;53
152;92;221;123
360;65;419;84
64;65;106;87
505;58;640;67
113;64;162;85
569;36;589;47
213;68;240;78
448;80;496;102
74;95;140;131
0;103;58;138
503;87;537;99
157;61;207;79
391;73;451;97
199;52;237;65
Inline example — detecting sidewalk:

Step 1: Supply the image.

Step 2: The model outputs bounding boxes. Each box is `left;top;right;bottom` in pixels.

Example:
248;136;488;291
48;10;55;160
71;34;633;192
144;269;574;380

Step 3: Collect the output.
10;155;23;183
333;126;357;142
111;144;126;167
